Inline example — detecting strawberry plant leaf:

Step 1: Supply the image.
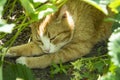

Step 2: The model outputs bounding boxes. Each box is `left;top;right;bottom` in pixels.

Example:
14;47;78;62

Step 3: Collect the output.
3;63;35;80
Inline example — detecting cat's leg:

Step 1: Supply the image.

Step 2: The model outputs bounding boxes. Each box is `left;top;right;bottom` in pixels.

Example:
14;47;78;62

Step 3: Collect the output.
6;42;44;57
16;41;93;68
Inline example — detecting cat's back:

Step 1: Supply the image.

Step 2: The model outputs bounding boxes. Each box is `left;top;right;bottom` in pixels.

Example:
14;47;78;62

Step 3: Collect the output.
66;0;112;43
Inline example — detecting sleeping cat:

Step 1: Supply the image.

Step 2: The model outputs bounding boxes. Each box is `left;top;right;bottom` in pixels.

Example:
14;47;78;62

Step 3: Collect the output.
6;0;113;68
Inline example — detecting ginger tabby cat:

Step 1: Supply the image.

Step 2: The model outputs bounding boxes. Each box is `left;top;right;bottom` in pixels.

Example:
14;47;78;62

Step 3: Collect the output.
7;0;113;68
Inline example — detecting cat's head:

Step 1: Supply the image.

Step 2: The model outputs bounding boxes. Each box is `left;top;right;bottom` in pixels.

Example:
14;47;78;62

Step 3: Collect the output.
32;5;75;53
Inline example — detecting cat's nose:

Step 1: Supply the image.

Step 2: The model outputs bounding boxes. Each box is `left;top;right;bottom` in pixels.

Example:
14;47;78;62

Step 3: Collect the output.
44;49;50;53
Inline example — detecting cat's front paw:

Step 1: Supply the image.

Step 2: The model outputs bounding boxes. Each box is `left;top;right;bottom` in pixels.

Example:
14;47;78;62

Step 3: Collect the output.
16;57;28;66
6;48;17;57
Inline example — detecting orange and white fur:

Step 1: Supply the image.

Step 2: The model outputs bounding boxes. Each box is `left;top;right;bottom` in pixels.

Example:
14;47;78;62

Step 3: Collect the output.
7;0;113;68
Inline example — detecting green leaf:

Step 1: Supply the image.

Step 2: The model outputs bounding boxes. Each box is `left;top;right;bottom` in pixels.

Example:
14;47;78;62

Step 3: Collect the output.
99;66;120;80
0;0;6;6
0;0;6;16
114;13;120;22
94;61;104;73
19;0;35;15
33;0;47;3
0;0;15;33
109;0;120;13
0;23;15;33
29;4;58;21
3;64;35;80
98;72;116;80
49;0;57;4
83;0;109;15
0;65;3;80
71;59;82;70
36;4;58;19
108;27;120;67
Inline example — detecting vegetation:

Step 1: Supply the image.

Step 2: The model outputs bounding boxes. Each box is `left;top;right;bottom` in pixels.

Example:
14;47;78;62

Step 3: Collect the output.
50;61;70;78
0;0;120;80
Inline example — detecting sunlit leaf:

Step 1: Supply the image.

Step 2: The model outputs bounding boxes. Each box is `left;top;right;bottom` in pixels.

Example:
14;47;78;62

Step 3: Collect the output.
72;71;82;80
38;8;54;19
56;0;67;4
98;66;120;80
109;0;120;13
108;27;120;67
0;23;15;33
33;0;48;3
98;72;115;80
0;0;6;6
71;59;82;70
83;0;109;15
36;4;58;19
49;0;57;4
19;0;35;15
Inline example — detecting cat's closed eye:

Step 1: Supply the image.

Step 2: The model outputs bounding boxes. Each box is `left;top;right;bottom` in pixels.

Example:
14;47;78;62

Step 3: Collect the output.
36;40;43;45
50;31;69;40
50;31;71;44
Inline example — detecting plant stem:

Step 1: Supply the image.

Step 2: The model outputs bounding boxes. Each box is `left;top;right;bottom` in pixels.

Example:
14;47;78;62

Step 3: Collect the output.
0;16;27;80
0;65;3;80
80;54;109;61
6;0;17;22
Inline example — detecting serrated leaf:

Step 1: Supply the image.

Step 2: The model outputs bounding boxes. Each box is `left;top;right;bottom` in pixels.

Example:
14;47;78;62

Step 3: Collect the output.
3;64;35;80
108;27;120;67
94;61;104;73
71;59;82;70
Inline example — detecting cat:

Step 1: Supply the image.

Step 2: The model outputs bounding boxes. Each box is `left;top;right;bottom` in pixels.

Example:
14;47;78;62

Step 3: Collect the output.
6;0;113;68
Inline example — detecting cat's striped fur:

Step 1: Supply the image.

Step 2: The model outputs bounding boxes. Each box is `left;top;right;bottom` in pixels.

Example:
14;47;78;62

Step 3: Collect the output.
7;0;113;68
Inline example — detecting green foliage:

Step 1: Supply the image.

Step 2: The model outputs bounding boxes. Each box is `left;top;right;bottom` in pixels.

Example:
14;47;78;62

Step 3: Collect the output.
50;62;70;78
3;63;35;80
0;0;15;33
108;28;120;67
99;26;120;80
71;55;109;80
19;0;67;21
85;0;120;80
109;0;120;13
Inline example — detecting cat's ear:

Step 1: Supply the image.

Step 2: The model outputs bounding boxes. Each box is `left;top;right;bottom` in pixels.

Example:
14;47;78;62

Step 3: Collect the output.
60;5;68;13
58;5;68;18
59;5;75;30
